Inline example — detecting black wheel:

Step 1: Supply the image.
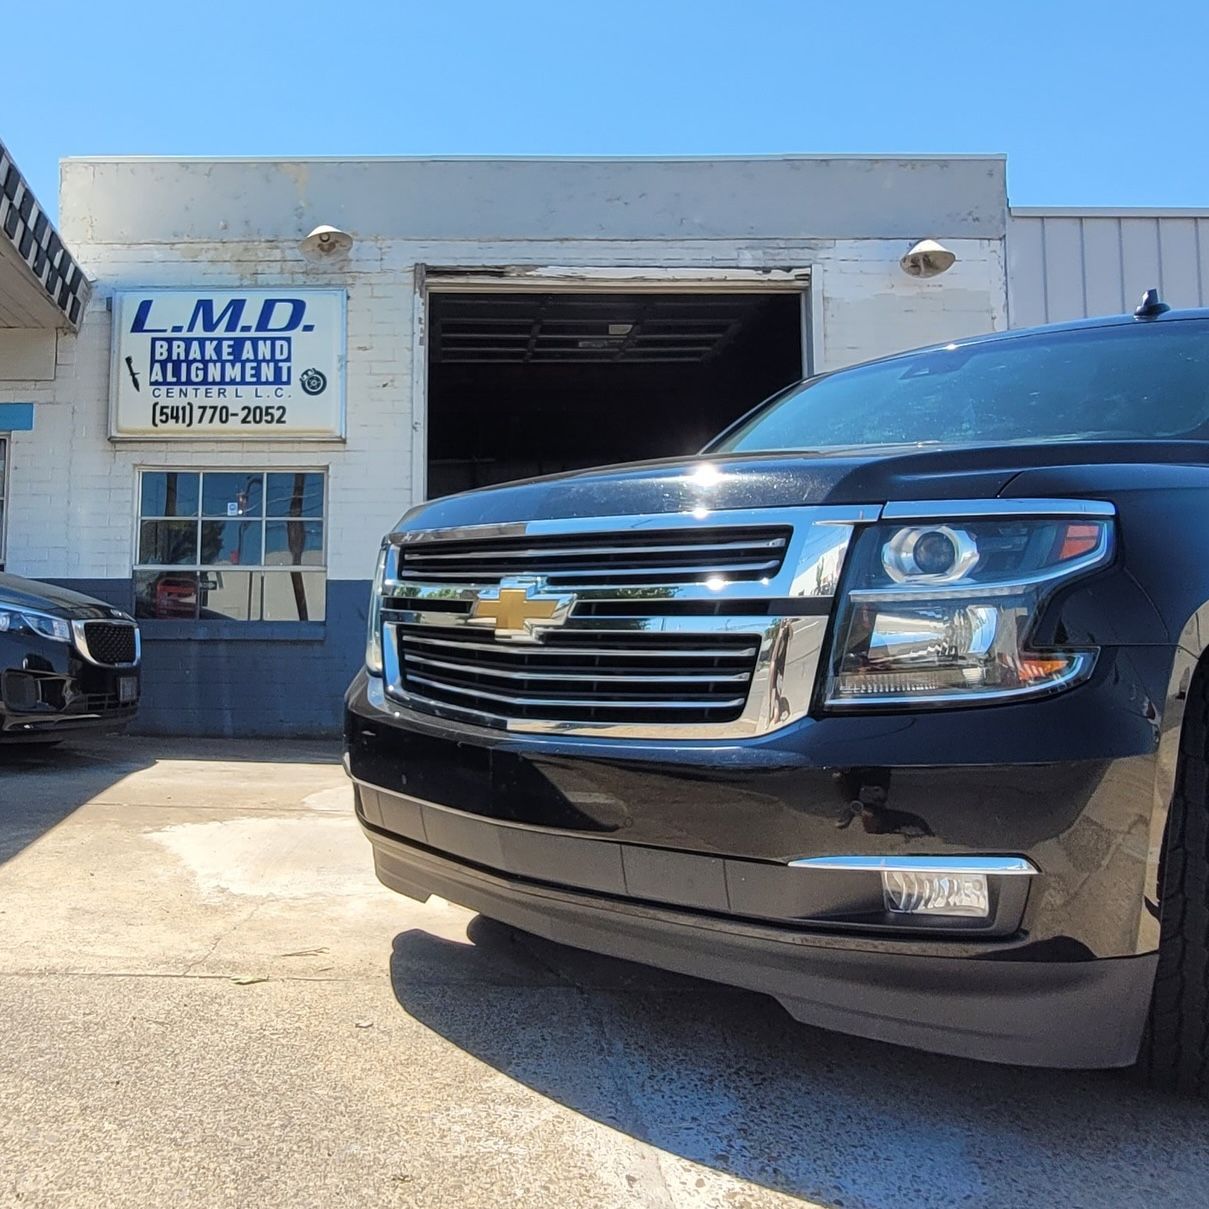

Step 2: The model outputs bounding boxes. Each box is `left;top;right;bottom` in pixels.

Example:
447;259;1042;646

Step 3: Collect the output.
1138;667;1209;1095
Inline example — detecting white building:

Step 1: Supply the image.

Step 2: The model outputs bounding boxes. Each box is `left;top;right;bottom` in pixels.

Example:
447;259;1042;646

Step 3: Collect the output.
0;149;1197;735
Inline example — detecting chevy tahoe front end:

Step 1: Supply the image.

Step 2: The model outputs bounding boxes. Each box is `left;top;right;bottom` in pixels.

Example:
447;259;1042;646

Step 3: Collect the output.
347;302;1209;1091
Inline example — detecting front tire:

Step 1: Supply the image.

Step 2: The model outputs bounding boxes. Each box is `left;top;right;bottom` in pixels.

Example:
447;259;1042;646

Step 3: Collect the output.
1138;670;1209;1095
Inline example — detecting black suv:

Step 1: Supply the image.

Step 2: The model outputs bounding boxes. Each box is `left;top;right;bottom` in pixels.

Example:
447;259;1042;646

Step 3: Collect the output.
346;292;1209;1093
0;574;140;741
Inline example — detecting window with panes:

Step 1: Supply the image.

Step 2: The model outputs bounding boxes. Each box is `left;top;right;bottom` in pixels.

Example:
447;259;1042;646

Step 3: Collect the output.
134;470;326;621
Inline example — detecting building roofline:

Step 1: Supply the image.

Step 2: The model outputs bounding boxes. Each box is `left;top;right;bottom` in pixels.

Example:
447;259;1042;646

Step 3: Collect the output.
1012;206;1209;218
61;151;1009;166
59;154;1009;245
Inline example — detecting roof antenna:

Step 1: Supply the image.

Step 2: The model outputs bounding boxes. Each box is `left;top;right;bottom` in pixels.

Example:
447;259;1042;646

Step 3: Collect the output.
1135;287;1171;319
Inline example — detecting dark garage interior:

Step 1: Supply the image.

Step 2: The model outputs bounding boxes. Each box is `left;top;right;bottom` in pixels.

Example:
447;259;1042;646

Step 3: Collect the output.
425;290;804;498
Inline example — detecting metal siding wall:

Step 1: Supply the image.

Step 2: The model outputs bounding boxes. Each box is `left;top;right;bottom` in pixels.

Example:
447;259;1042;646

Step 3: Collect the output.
1009;212;1209;326
1042;217;1086;322
1007;219;1047;328
1200;220;1209;302
1081;220;1126;315
1120;219;1162;306
1159;218;1201;303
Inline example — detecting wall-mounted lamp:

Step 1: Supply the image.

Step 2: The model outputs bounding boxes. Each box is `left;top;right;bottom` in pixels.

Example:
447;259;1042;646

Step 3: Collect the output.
299;224;354;260
900;238;956;279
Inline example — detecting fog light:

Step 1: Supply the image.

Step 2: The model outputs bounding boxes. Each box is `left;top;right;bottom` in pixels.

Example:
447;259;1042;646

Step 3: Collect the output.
882;870;989;917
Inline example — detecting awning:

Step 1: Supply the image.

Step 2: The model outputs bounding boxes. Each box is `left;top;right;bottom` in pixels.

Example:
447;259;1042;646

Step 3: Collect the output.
0;139;90;330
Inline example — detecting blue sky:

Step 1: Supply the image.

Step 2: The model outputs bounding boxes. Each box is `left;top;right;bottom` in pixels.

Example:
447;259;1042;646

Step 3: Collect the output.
7;0;1207;216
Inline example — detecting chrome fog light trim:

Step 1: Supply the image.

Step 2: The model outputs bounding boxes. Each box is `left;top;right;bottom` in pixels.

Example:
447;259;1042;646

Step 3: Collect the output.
789;855;1037;921
788;855;1038;875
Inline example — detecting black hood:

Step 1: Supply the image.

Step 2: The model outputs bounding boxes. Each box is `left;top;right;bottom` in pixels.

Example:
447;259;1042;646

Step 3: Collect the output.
396;440;1197;531
0;572;121;619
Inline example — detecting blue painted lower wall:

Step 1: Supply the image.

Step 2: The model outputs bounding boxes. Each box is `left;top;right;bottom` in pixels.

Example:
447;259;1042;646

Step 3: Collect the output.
48;578;369;738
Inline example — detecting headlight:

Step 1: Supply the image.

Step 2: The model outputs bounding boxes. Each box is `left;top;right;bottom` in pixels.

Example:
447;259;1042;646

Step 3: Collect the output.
826;511;1113;707
0;607;72;643
366;544;389;676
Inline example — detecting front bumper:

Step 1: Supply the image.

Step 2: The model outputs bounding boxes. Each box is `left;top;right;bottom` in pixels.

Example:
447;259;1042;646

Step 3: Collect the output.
362;809;1156;1067
0;631;139;739
347;642;1175;1067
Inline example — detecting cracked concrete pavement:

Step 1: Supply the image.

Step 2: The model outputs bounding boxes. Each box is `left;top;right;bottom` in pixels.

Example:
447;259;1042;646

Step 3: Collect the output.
0;737;1207;1208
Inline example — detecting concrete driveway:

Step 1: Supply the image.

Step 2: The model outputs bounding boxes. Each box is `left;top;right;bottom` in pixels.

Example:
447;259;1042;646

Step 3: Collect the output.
0;738;1205;1209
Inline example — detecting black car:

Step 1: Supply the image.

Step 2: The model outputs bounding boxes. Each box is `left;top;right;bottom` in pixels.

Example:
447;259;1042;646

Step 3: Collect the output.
346;291;1209;1093
0;574;140;742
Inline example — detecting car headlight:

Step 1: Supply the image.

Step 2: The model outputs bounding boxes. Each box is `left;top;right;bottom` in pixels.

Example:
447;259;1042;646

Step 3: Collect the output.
0;607;72;643
825;509;1114;708
366;544;389;676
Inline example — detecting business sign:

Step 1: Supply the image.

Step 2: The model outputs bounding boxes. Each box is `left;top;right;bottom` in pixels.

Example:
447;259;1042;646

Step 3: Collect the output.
110;289;346;440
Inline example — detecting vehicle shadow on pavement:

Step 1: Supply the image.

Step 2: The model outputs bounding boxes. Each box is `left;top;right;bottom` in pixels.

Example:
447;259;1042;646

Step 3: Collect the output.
0;740;157;866
391;917;1209;1209
0;736;338;868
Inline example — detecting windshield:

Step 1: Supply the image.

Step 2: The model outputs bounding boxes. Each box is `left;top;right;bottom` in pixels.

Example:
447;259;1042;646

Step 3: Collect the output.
708;320;1209;453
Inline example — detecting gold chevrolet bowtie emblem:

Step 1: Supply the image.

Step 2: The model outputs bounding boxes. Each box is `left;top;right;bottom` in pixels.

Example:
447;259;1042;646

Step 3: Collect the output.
468;584;574;640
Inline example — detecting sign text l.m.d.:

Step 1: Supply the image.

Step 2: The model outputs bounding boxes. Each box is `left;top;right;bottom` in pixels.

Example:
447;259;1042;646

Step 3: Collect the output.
109;289;346;440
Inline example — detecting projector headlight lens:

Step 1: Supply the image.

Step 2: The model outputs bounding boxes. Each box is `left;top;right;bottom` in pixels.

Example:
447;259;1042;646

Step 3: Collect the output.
912;530;959;575
827;513;1113;707
882;524;979;583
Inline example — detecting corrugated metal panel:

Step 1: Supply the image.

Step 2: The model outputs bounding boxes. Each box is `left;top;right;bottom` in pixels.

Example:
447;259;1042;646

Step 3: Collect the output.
1008;211;1209;327
1007;217;1047;328
1160;218;1200;302
1042;217;1086;321
1080;219;1125;316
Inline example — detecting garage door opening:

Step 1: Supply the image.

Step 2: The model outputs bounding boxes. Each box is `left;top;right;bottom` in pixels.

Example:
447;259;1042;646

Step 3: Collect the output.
425;289;805;498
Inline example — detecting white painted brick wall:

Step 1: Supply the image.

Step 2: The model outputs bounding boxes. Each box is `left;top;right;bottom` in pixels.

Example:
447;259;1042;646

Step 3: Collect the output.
0;232;1006;583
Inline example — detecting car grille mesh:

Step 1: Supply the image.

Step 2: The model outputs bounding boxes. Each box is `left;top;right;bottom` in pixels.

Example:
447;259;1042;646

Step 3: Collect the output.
81;622;137;665
397;525;791;587
396;627;760;725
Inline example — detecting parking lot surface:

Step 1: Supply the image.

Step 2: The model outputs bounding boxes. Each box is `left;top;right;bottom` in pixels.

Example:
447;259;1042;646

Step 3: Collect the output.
0;737;1206;1209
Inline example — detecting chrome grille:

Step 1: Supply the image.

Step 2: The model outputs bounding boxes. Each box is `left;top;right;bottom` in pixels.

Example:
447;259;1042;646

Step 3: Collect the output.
396;627;759;724
380;505;867;739
397;525;790;586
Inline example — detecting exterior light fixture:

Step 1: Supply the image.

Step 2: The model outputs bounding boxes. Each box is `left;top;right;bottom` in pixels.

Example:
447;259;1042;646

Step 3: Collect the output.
299;224;354;260
900;238;956;278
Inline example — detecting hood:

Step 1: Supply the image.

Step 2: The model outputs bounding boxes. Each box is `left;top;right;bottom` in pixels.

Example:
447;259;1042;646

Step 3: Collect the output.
396;440;1194;531
0;572;124;619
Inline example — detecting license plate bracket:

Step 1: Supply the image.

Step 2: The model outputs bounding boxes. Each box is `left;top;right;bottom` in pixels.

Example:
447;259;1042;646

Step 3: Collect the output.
118;676;139;704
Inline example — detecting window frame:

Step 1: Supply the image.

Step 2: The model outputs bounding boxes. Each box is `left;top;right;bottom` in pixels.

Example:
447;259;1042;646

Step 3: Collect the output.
133;466;329;624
